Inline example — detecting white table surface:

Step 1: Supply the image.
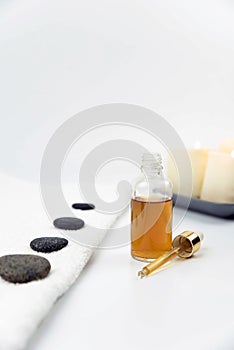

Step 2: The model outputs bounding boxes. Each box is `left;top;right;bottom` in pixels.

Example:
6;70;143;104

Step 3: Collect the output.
27;207;234;350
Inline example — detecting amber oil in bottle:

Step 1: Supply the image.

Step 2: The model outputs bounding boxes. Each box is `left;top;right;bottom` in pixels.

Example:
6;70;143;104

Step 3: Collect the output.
131;153;173;261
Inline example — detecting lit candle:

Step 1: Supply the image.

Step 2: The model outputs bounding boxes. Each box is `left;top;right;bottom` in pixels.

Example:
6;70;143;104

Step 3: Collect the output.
219;139;234;153
200;151;234;203
167;142;209;198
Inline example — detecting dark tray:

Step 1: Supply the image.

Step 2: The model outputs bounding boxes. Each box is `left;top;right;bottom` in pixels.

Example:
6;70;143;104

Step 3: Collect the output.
173;194;234;218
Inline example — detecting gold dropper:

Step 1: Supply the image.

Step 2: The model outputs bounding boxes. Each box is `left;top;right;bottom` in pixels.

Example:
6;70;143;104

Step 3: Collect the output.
138;231;204;279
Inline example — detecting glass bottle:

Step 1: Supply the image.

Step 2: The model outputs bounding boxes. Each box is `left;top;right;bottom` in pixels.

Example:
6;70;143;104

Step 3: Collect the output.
131;153;173;261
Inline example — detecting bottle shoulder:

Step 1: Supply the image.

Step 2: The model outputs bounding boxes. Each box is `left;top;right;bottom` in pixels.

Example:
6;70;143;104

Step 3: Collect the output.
133;174;172;187
132;175;173;200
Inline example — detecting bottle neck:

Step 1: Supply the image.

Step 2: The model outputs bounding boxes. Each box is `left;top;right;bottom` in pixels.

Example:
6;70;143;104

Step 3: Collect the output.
141;153;163;178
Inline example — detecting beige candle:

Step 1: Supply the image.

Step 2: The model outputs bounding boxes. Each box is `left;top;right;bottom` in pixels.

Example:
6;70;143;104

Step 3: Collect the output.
200;151;234;203
167;143;209;198
219;139;234;153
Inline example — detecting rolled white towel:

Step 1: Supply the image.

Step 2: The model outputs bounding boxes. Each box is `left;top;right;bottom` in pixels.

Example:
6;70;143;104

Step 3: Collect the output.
0;174;124;350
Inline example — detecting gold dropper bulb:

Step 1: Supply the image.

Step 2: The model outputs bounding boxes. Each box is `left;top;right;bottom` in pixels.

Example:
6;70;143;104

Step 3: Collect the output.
138;231;204;279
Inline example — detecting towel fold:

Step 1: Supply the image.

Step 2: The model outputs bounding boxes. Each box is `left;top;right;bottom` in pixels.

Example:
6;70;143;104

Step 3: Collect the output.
0;174;122;350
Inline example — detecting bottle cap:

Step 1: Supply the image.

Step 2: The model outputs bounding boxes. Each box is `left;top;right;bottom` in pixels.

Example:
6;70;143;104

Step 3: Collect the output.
172;231;204;258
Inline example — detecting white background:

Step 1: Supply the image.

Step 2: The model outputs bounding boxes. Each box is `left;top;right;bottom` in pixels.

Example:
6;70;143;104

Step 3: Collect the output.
0;0;234;180
0;0;234;349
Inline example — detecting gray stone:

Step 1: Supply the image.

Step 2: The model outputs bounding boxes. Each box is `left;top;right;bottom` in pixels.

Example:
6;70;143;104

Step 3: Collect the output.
30;237;68;253
72;203;95;210
53;217;85;230
0;254;51;284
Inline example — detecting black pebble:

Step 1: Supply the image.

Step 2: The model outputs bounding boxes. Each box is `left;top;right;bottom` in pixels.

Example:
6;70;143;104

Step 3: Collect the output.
30;237;68;253
72;203;95;210
53;217;85;230
0;254;51;284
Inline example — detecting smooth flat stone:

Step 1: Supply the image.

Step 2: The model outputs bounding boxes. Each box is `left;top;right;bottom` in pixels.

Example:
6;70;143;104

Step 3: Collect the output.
0;254;51;284
30;237;68;253
53;217;85;230
72;203;95;210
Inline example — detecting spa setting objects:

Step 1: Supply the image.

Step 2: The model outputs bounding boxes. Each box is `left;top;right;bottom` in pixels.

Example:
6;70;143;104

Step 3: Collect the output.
72;203;95;210
30;237;69;253
200;151;234;203
168;144;209;198
168;139;234;217
53;217;85;230
0;255;51;284
1;1;234;349
0;173;122;350
138;231;204;279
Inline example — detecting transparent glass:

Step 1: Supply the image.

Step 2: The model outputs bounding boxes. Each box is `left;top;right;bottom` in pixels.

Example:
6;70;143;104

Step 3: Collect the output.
131;153;173;261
